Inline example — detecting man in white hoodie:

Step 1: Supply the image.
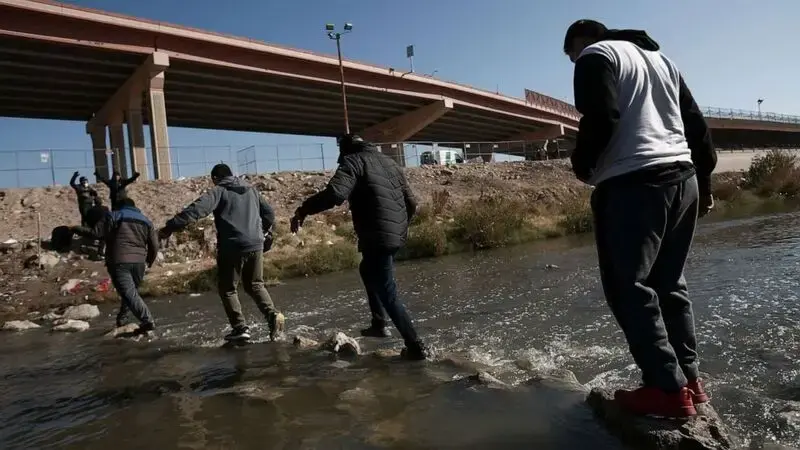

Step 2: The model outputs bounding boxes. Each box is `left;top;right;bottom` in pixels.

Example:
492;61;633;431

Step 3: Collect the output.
563;19;717;418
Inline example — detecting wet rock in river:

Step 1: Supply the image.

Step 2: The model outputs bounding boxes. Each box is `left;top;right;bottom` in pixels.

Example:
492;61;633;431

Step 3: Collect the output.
587;388;736;450
104;323;141;338
52;319;90;332
465;371;509;389
322;332;361;357
62;304;100;320
292;335;319;350
41;311;61;321
2;320;41;331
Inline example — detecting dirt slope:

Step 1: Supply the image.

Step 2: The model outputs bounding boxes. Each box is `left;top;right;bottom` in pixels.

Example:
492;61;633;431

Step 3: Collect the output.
0;160;583;242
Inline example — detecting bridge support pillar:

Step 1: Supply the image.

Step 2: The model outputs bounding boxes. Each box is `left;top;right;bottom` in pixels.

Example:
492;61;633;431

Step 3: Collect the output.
375;143;406;166
108;121;128;176
126;98;149;181
147;73;172;180
89;126;109;178
86;52;171;181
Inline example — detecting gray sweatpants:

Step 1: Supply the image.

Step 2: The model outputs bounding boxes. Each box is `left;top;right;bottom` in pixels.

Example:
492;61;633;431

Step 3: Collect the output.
592;174;701;392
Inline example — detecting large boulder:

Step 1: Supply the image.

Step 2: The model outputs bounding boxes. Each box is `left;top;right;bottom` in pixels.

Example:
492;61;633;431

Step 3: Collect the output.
587;388;736;450
62;304;100;320
2;320;41;331
52;319;90;332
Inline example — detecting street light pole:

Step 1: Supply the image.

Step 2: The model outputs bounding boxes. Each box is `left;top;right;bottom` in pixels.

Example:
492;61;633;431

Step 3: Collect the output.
327;23;353;134
757;98;764;118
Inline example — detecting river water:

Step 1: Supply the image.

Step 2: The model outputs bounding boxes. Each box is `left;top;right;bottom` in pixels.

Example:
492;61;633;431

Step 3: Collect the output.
2;212;800;449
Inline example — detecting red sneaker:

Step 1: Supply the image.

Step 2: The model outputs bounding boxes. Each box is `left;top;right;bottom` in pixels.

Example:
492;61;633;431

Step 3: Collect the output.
686;379;710;404
614;386;697;418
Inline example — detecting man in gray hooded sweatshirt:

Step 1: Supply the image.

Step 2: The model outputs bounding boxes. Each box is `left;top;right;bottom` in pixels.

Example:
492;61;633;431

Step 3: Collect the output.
563;20;717;418
159;164;284;342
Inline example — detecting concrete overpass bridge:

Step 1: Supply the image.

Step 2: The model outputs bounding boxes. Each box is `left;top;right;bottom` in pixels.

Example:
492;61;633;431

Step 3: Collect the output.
0;0;798;180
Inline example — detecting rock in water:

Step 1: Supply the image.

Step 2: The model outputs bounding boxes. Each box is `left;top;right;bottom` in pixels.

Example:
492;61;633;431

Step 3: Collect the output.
62;304;100;320
52;319;90;332
41;312;62;321
2;320;41;331
104;323;141;338
587;388;736;450
292;335;320;350
322;332;361;357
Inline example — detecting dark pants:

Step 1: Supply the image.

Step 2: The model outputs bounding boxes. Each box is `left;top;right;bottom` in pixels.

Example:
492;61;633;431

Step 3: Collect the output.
359;250;421;347
109;263;154;326
592;174;701;392
217;249;278;330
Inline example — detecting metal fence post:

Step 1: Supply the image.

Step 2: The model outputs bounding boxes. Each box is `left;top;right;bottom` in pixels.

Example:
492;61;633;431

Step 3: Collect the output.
49;149;56;186
320;143;325;170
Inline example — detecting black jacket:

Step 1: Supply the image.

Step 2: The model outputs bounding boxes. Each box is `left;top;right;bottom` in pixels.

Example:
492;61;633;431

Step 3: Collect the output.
74;205;159;266
69;173;98;215
571;29;717;193
298;142;417;252
97;172;139;208
164;176;275;253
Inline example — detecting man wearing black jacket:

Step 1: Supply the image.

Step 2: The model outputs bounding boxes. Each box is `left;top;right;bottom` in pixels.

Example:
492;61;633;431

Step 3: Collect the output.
159;164;284;343
69;171;99;226
95;170;140;210
563;20;717;417
291;134;431;360
72;197;158;332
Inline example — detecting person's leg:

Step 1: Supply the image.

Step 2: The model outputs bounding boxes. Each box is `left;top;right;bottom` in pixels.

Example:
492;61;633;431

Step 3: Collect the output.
241;251;284;340
109;263;154;326
358;254;390;337
364;250;426;355
647;176;707;402
592;180;695;416
217;249;248;339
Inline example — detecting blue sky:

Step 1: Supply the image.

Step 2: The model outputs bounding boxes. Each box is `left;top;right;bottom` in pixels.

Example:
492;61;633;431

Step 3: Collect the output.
1;0;798;187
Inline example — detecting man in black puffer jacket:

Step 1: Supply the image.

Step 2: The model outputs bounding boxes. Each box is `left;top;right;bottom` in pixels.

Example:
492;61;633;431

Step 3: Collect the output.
291;134;431;360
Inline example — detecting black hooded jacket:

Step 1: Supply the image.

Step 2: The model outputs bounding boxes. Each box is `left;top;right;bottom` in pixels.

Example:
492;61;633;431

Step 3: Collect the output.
96;172;139;208
571;29;717;193
297;140;417;252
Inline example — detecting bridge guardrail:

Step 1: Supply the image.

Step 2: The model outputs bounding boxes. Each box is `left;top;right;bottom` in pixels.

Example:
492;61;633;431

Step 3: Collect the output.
701;107;800;125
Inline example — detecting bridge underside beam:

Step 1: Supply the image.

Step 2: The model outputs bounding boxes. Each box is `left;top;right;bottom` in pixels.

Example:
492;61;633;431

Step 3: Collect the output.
359;98;454;143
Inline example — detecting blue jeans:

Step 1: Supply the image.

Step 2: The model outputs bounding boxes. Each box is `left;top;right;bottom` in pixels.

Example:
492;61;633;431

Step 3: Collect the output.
109;263;154;327
359;250;421;346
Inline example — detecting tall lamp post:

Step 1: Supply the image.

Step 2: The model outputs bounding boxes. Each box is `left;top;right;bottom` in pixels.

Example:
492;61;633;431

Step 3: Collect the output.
757;98;764;118
326;23;353;134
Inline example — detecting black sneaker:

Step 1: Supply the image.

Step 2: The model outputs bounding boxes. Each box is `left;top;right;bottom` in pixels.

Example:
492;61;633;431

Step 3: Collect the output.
401;342;433;361
268;313;285;341
134;322;155;335
225;326;251;341
360;326;392;338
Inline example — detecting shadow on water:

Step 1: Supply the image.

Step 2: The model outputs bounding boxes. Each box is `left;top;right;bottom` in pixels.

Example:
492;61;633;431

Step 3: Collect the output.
2;211;800;448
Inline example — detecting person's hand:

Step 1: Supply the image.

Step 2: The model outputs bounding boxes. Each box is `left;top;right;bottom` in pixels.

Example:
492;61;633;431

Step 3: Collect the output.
290;212;305;234
158;227;172;241
73;171;79;177
698;193;714;218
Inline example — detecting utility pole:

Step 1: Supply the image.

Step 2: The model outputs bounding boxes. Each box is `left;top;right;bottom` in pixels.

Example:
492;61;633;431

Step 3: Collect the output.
326;23;354;134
